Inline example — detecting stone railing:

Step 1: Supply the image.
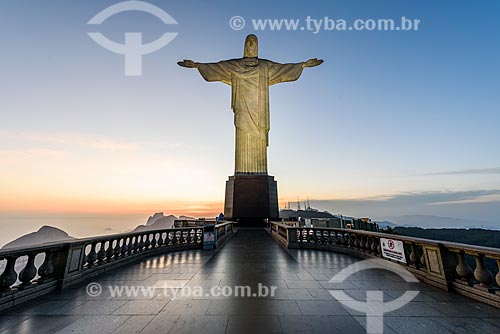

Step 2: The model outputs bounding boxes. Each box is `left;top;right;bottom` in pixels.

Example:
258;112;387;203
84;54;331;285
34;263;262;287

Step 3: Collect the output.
215;221;235;246
269;222;500;308
0;223;235;311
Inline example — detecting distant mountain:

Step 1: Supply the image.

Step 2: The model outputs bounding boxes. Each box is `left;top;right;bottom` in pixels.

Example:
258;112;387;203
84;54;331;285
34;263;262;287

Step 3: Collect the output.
393;227;500;249
375;220;399;229
135;213;195;232
146;212;171;226
2;225;74;249
377;215;499;230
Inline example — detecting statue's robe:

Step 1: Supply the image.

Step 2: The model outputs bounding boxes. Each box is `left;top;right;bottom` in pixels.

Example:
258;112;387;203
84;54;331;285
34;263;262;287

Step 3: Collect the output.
197;58;303;174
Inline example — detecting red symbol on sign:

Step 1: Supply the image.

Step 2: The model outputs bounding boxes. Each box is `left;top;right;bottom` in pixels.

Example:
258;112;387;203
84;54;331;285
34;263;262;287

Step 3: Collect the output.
388;240;395;250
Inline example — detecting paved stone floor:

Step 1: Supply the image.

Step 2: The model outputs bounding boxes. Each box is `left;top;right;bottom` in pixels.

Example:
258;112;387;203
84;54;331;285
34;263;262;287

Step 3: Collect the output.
0;228;499;333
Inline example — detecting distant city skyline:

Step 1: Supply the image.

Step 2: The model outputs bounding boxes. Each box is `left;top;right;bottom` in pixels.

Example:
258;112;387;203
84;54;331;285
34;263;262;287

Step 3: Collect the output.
1;0;500;236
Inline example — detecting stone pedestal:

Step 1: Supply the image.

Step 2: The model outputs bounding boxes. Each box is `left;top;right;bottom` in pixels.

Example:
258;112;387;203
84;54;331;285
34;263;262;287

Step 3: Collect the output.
224;175;279;224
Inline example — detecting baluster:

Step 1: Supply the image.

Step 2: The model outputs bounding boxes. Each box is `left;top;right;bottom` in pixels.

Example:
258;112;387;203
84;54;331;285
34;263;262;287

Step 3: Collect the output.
97;241;106;263
114;239;122;258
137;235;143;251
455;251;473;283
121;237;129;255
326;231;332;245
409;243;420;267
106;240;114;261
193;229;199;244
0;256;19;292
349;233;358;248
371;237;377;254
473;254;494;288
358;235;365;251
38;250;55;281
19;253;37;287
128;237;133;253
331;231;336;244
196;229;201;244
138;235;145;251
131;236;138;253
169;232;175;246
353;234;359;248
87;242;97;267
343;233;349;246
152;234;158;248
336;233;341;245
144;234;151;249
192;230;198;244
171;231;177;246
325;231;331;245
364;236;371;252
420;250;426;268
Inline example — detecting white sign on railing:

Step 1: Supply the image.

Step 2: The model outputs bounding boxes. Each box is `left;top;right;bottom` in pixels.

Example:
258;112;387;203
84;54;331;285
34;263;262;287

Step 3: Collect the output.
380;238;407;264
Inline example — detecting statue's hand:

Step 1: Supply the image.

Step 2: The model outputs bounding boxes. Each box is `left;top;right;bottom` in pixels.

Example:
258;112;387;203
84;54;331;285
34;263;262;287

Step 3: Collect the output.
303;58;324;68
177;60;198;68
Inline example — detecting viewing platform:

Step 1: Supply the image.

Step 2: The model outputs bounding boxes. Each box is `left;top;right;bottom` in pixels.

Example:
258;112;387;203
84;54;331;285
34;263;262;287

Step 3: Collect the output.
0;225;499;334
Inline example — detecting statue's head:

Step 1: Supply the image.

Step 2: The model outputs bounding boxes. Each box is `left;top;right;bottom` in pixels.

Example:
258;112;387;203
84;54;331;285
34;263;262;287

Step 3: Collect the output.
244;34;258;58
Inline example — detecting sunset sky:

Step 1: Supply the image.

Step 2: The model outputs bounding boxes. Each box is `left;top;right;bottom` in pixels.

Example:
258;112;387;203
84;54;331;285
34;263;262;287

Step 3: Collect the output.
1;0;500;242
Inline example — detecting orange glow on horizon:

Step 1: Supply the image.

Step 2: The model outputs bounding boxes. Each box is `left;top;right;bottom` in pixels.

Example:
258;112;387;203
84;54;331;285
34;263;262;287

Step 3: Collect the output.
0;194;224;218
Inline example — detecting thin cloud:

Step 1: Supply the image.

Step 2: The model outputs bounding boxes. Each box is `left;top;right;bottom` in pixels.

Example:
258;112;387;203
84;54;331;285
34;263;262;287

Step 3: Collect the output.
0;131;140;151
309;190;500;223
424;167;500;176
314;190;500;206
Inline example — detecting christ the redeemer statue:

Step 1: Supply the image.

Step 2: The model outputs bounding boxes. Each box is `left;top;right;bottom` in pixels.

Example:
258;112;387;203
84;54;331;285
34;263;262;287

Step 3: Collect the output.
178;34;323;175
178;34;322;222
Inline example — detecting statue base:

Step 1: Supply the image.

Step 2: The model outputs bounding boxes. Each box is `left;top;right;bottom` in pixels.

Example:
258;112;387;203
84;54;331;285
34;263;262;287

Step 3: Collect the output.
224;175;279;224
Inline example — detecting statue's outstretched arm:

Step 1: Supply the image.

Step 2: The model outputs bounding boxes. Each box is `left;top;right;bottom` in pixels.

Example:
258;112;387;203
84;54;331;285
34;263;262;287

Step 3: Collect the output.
177;59;199;68
178;59;232;85
302;58;324;68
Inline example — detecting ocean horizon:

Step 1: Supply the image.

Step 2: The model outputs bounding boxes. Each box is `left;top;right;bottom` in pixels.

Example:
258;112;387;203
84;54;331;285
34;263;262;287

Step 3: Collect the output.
0;213;155;248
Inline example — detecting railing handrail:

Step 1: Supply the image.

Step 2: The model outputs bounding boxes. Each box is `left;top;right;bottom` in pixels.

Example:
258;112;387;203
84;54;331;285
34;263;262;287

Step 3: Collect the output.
269;222;500;255
215;221;236;228
0;225;213;258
